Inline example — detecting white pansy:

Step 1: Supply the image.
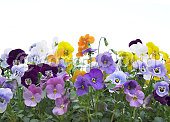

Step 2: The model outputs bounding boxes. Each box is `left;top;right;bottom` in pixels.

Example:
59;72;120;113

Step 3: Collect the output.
130;43;148;57
0;48;12;68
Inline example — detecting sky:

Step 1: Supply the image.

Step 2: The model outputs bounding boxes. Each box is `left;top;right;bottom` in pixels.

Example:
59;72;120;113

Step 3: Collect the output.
0;0;170;55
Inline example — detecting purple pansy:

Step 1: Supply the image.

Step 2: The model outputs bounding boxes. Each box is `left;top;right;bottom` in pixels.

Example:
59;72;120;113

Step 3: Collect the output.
21;69;39;88
7;49;27;68
46;77;65;100
23;84;42;107
57;59;66;73
105;71;127;92
153;90;168;105
0;76;6;87
0;88;13;113
133;60;148;75
52;95;69;115
165;96;170;106
126;90;145;107
124;80;141;94
96;52;116;74
84;68;104;90
74;75;89;96
154;81;169;97
39;63;58;77
148;60;166;77
82;48;97;55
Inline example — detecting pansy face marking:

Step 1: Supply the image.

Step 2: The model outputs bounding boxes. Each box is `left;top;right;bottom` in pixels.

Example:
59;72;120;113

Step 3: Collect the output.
92;78;96;83
154;67;160;74
158;86;166;93
115;78;120;83
25;78;32;85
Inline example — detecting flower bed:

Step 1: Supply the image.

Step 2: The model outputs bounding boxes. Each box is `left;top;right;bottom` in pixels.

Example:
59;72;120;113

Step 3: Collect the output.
0;34;170;122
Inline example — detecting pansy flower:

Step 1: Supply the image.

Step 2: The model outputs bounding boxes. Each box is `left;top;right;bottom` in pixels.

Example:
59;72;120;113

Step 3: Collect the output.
96;52;116;74
7;49;27;68
23;84;42;107
74;75;89;96
133;60;148;74
11;64;28;85
146;42;160;60
154;81;169;97
129;39;148;57
124;80;141;94
21;69;39;88
84;68;104;90
105;71;126;92
76;34;95;58
0;48;12;68
46;77;65;100
82;48;97;55
0;88;13;113
56;41;74;60
148;59;166;77
126;90;145;107
52;95;70;115
153;90;168;105
39;63;58;77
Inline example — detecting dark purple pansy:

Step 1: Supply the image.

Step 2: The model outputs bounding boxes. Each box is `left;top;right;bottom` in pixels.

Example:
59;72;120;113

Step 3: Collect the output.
82;48;97;55
129;39;142;47
96;52;116;74
74;75;89;96
39;63;58;77
7;49;27;68
165;96;170;106
84;68;104;90
124;80;141;94
21;69;39;88
153;90;167;105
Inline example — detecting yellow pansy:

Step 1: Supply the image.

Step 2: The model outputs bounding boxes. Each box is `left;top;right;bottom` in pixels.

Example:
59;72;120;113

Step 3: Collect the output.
160;51;169;61
56;41;74;60
118;51;139;70
66;62;74;74
165;58;170;74
146;42;160;60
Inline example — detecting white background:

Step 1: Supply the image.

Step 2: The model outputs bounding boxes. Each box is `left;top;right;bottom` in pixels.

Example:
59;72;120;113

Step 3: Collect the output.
0;0;170;55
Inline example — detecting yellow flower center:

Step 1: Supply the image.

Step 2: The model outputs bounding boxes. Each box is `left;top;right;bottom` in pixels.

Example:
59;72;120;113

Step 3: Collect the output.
82;85;85;89
154;67;160;73
104;60;107;64
92;78;96;83
53;89;57;94
64;50;69;56
31;96;35;101
133;96;138;101
60;104;65;108
115;78;120;83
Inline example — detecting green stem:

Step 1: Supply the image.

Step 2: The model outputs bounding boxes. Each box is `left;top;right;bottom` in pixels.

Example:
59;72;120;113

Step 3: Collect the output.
132;108;136;120
97;37;105;55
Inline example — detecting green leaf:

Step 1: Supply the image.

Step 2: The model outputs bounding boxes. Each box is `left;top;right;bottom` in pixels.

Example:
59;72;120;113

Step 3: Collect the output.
17;114;24;119
153;117;165;122
30;119;39;122
23;117;30;122
107;83;116;89
73;105;81;110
